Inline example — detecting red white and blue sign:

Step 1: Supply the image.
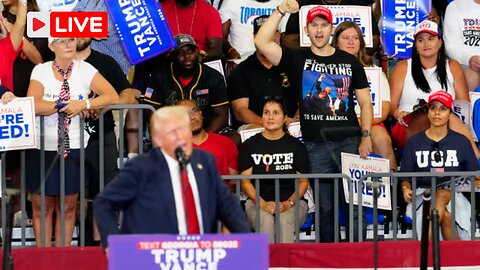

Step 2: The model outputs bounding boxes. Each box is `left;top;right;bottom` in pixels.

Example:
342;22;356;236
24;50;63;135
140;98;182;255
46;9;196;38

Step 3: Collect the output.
381;0;431;59
108;233;269;270
104;0;175;65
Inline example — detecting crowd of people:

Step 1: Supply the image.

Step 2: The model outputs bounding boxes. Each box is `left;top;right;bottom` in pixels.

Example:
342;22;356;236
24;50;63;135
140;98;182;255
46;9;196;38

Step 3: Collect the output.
0;0;479;245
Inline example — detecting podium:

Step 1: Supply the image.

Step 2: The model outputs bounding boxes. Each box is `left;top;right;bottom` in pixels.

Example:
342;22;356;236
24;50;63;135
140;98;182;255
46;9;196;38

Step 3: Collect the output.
108;233;269;270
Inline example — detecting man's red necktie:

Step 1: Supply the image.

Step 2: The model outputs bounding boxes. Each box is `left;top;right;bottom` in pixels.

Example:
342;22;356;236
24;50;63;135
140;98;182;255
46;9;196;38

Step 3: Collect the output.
180;169;200;234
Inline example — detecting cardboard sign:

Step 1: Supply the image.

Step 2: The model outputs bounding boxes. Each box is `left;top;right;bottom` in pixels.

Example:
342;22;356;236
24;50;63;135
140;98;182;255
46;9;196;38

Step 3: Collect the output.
239;122;302;143
381;0;431;58
108;234;269;270
299;5;373;48
354;67;382;119
0;97;36;151
104;0;176;65
341;152;391;210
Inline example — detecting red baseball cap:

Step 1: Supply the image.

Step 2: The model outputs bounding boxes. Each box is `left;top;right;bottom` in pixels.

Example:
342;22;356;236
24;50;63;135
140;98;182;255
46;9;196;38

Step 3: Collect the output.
306;6;333;25
427;91;453;110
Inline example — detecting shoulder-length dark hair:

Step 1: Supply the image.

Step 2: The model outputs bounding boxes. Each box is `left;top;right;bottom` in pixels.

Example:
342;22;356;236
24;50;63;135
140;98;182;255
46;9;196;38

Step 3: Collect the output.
331;21;373;67
2;0;40;23
411;35;448;94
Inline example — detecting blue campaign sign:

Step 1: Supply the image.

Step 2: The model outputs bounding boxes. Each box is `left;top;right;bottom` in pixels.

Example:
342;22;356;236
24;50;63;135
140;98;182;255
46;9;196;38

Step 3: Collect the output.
108;233;269;270
381;0;431;59
104;0;176;65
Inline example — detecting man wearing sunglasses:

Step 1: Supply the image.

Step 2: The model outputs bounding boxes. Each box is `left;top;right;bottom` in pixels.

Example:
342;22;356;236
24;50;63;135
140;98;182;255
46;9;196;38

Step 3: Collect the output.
400;91;479;240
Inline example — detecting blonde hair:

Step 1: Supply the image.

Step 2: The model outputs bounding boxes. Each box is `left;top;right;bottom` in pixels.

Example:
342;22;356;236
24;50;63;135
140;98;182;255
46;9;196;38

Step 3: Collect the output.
151;105;190;134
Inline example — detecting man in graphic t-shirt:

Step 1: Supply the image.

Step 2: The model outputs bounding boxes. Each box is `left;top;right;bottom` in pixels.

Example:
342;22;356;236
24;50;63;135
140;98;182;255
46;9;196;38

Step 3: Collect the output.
254;0;373;242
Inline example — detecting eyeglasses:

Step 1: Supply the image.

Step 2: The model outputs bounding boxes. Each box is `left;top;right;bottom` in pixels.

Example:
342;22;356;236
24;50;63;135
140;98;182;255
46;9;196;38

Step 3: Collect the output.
433;141;441;163
53;38;76;45
189;108;201;116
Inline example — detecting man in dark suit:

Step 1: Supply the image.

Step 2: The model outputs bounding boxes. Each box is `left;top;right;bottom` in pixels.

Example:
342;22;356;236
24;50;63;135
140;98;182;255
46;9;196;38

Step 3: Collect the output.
94;105;250;247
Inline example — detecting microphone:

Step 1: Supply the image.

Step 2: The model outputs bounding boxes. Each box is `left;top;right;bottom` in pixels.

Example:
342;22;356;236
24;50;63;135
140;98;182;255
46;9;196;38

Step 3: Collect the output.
175;146;190;168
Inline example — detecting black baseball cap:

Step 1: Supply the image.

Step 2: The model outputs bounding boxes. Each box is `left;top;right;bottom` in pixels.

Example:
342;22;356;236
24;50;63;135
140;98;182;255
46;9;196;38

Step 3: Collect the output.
174;34;198;50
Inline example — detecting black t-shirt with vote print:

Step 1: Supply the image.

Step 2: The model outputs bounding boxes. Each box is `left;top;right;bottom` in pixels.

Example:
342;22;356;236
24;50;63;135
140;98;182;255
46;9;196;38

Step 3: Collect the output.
239;133;309;201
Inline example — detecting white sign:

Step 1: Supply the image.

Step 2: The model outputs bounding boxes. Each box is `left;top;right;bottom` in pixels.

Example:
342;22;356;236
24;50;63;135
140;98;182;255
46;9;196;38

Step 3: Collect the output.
437;177;480;192
299;5;373;48
341;152;391;210
239;122;303;143
354;67;382;118
204;59;226;83
453;99;471;127
0;97;36;151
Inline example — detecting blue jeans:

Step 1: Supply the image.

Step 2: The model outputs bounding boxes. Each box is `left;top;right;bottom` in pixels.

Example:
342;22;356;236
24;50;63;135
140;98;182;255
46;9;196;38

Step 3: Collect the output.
305;137;366;242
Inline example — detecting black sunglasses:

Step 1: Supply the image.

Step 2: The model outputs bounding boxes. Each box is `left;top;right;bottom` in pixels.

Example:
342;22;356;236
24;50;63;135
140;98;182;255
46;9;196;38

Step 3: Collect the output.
433;141;441;163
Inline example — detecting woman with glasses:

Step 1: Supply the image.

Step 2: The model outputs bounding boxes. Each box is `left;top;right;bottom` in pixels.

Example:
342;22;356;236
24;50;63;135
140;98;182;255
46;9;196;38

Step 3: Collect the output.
239;97;309;243
388;19;478;158
400;91;478;240
26;37;118;247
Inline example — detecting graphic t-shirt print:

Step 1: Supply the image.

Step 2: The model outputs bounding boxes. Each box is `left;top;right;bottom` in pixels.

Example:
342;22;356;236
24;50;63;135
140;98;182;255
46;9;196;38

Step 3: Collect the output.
301;59;353;121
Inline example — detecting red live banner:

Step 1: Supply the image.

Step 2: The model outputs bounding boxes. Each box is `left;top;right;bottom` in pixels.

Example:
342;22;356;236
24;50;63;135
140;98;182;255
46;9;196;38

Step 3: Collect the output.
49;11;108;38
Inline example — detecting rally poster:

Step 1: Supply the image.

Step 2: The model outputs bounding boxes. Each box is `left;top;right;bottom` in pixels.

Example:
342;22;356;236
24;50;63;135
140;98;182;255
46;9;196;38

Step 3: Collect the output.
341;152;391;210
299;5;373;48
0;97;36;152
381;0;431;58
105;0;176;65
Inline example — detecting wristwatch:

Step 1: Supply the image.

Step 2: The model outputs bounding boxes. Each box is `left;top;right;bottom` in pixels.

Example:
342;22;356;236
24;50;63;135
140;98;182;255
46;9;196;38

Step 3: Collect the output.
361;130;371;137
287;199;295;206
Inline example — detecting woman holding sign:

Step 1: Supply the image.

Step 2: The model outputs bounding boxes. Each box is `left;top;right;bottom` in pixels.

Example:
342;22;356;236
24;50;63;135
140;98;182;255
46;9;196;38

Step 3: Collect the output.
388;19;478;158
400;91;478;240
26;37;118;247
239;97;309;243
332;21;397;172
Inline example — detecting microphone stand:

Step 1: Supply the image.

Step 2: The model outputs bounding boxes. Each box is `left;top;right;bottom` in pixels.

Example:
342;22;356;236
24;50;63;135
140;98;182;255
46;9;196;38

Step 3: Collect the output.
3;188;20;270
420;189;432;270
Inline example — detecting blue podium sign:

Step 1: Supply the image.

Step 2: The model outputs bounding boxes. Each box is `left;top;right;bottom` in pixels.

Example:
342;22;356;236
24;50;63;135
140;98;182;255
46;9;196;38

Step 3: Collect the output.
108;233;269;270
104;0;175;65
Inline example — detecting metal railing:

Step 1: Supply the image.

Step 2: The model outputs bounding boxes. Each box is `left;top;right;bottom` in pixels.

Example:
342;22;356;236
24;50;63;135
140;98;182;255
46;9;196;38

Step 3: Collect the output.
1;103;479;246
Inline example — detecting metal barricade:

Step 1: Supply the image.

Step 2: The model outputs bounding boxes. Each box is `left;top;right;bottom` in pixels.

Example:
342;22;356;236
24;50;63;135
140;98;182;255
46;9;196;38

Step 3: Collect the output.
1;104;479;246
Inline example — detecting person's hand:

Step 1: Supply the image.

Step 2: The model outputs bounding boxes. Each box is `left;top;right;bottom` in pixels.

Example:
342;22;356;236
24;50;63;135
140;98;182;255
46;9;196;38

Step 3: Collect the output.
0;16;8;37
358;136;372;159
425;10;440;24
260;201;276;215
475;176;480;189
469;55;480;72
1;91;15;104
394;110;409;127
280;201;292;213
279;0;299;14
60;100;87;118
402;187;413;203
87;109;100;120
285;116;298;126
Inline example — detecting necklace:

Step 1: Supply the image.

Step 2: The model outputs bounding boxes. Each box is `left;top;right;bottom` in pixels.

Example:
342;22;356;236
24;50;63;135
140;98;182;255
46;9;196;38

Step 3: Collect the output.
174;0;197;35
320;0;342;5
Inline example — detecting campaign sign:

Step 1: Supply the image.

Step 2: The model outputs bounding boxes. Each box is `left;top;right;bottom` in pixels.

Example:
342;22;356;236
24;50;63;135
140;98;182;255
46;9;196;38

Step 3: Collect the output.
104;0;175;65
453;99;470;127
108;234;269;270
0;97;36;151
239;122;302;143
341;153;391;210
381;0;431;58
354;67;382;118
469;92;480;142
299;5;373;48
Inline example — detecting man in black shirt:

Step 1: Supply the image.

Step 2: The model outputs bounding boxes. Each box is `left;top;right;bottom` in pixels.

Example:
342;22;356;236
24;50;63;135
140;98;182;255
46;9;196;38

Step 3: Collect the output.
75;38;136;245
228;15;298;130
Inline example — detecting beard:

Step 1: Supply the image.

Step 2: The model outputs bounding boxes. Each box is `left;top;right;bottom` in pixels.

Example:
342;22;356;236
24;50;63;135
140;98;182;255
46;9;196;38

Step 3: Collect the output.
76;39;92;52
192;127;202;136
